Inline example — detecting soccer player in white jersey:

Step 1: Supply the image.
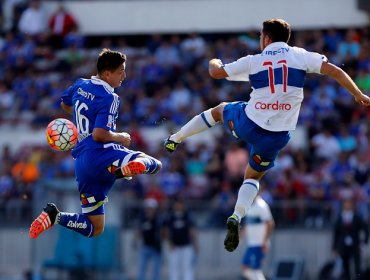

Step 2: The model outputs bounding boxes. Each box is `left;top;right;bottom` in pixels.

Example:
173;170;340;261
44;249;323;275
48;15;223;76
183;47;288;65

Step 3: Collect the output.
164;18;370;252
240;195;274;280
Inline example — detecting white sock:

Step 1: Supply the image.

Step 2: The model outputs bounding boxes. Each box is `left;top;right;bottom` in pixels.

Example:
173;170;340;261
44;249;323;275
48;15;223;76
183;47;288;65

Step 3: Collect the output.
170;109;217;143
243;269;266;280
233;179;259;221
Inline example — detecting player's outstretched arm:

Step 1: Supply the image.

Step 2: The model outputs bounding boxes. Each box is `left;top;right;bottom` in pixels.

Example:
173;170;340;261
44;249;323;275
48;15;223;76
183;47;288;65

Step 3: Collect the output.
320;61;370;106
60;101;73;115
92;128;131;147
209;58;228;79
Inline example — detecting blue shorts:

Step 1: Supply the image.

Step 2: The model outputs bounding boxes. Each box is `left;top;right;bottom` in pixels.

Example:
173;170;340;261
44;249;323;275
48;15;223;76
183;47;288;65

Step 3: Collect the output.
223;101;291;172
75;143;142;215
242;246;264;269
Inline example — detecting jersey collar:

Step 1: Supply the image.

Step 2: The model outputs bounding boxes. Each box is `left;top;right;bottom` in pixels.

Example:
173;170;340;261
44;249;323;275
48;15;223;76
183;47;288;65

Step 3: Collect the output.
91;76;114;93
264;42;289;51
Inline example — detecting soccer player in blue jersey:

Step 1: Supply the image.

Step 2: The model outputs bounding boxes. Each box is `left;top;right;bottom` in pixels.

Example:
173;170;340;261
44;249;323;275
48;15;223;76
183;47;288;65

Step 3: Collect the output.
164;19;370;252
30;49;162;239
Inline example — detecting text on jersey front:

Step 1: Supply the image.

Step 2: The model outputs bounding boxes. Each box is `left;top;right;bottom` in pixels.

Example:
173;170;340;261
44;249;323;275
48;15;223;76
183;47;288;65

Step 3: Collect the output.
75;100;91;141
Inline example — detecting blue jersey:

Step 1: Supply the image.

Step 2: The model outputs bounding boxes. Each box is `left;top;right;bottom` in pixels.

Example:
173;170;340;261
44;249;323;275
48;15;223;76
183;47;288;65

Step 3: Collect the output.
61;76;120;158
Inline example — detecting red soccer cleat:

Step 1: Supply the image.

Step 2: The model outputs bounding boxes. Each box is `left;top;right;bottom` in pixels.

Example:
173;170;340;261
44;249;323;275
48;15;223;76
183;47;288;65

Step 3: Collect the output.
29;203;59;239
115;160;146;178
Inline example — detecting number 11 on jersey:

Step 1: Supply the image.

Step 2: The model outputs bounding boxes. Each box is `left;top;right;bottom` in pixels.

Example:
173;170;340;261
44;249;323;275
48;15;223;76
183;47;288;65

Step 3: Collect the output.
262;60;288;94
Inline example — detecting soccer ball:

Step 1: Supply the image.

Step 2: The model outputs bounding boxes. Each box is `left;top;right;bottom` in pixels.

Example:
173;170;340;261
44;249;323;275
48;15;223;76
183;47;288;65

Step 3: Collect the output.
46;118;78;151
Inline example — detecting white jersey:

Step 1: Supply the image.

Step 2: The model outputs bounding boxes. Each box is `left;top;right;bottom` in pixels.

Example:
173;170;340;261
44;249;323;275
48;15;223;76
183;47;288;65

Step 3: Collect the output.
224;42;327;131
243;196;273;246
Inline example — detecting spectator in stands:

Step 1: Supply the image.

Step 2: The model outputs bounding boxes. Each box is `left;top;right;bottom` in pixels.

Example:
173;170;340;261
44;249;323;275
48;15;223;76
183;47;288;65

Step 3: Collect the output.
210;181;236;227
48;3;78;49
324;28;342;54
18;0;47;38
356;69;370;93
168;80;192;112
11;152;40;186
352;151;370;186
180;32;206;68
155;40;181;69
185;147;209;199
134;198;165;280
224;142;248;189
0;81;15;119
336;125;357;153
338;30;361;62
164;198;198;280
159;161;186;199
311;127;341;162
332;198;369;279
0;168;14;205
63;24;85;49
2;0;26;32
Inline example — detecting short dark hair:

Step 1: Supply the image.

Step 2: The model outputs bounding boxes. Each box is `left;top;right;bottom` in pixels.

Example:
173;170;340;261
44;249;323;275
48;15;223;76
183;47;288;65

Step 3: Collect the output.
97;48;126;74
262;19;291;43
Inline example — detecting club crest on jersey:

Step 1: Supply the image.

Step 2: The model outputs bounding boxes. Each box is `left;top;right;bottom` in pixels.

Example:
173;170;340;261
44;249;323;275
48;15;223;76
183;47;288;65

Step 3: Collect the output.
107;159;120;174
80;193;96;205
252;154;270;166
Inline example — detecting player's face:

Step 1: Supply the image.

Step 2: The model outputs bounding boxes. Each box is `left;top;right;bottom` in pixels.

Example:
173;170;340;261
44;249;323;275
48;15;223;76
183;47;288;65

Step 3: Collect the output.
108;63;126;88
260;30;272;51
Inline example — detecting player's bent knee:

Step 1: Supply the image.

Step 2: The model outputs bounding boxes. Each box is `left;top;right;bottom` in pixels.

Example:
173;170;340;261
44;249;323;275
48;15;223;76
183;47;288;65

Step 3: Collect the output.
93;225;104;237
211;102;228;121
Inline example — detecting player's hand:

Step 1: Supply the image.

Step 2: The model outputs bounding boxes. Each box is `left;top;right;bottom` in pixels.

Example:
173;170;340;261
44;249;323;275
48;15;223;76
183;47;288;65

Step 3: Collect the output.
119;132;131;147
209;58;223;68
354;93;370;106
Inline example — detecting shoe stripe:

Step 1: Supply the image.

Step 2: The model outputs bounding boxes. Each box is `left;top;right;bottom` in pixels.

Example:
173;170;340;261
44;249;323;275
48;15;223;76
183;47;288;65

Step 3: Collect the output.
122;166;129;175
42;220;48;230
46;215;51;225
36;212;52;229
36;213;46;223
30;210;55;238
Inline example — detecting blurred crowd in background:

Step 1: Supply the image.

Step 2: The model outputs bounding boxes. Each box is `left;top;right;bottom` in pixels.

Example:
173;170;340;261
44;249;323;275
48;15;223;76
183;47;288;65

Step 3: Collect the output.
0;0;370;229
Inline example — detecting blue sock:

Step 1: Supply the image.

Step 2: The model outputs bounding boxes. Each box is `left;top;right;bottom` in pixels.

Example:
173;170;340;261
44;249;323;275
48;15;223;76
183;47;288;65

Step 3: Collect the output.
136;156;162;174
57;212;94;237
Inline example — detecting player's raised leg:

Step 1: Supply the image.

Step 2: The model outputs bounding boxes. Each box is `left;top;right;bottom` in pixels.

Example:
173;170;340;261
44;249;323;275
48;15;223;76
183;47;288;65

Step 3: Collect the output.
164;103;227;152
30;203;101;238
115;154;162;178
224;165;263;252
